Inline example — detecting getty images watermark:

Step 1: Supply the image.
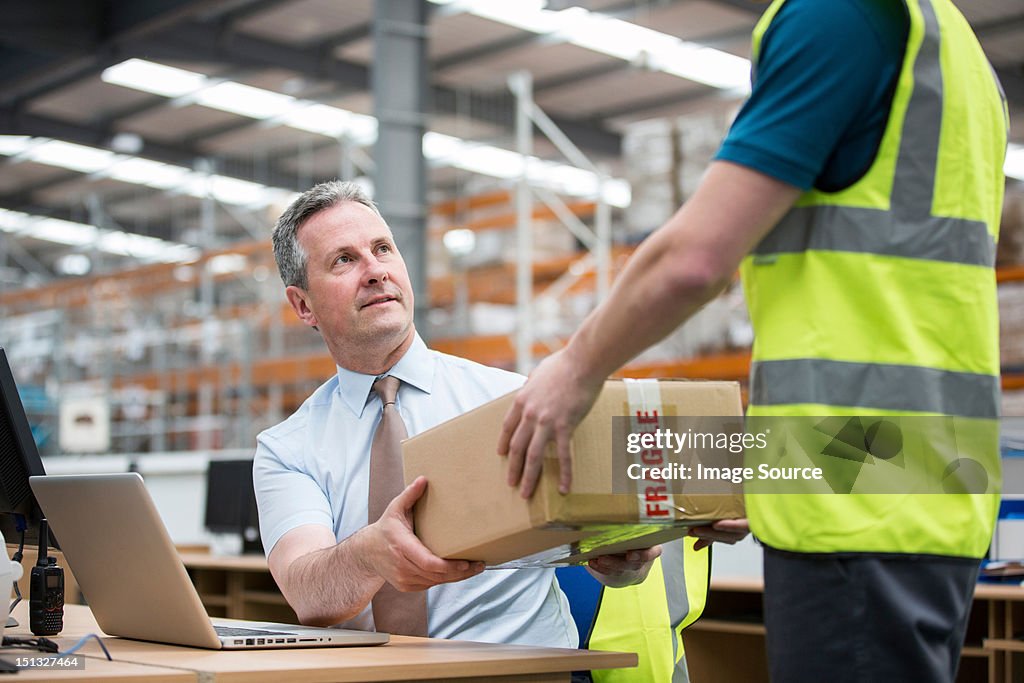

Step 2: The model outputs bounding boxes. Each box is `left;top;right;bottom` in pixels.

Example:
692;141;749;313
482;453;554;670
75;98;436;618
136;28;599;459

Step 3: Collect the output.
611;415;1005;495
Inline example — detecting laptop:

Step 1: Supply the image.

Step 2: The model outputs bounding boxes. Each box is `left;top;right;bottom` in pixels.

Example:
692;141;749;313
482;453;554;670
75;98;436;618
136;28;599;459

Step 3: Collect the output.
29;473;389;650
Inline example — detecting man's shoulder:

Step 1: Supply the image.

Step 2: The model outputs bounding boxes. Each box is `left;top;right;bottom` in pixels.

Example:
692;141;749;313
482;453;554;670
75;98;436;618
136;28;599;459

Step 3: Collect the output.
258;373;340;443
430;349;525;397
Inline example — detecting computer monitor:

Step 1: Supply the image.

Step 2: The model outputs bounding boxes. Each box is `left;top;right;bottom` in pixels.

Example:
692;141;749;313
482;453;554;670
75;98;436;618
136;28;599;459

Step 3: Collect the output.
204;459;262;555
0;347;57;549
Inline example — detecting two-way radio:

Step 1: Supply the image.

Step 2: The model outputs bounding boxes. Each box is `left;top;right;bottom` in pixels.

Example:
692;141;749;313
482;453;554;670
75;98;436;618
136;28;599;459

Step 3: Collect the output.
29;519;63;636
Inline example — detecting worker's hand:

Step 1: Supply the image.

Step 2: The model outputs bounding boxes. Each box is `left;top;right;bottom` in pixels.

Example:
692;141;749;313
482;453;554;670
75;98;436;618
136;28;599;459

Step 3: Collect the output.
687;518;750;551
586;546;662;588
497;348;604;498
366;476;485;591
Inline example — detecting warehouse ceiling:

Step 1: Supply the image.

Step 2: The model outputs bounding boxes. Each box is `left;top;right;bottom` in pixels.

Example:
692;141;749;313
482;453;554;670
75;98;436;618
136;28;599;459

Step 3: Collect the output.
0;0;1022;285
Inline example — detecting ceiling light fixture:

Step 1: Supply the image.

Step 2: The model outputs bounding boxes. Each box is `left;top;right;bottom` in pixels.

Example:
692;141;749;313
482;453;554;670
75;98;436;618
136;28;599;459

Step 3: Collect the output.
101;59;631;206
0;208;199;263
429;0;752;93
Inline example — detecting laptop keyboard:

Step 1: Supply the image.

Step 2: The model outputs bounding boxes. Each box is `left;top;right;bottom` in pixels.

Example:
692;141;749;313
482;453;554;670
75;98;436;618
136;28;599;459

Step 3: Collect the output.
215;626;295;637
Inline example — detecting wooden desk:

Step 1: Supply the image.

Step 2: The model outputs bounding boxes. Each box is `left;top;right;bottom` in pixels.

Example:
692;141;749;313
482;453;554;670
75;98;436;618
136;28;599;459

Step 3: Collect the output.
0;658;195;682
9;603;636;682
685;577;1024;683
4;605;194;682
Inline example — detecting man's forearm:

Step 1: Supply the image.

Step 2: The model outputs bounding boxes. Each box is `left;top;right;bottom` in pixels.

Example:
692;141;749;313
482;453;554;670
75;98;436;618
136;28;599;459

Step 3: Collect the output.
282;526;385;626
565;162;801;384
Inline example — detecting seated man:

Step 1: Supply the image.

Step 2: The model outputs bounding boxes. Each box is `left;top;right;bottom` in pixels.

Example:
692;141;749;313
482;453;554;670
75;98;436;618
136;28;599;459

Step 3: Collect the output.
254;180;658;643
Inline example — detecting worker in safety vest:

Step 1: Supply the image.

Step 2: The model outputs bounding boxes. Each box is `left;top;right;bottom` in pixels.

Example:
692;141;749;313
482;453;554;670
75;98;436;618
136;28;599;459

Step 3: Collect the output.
500;1;1007;680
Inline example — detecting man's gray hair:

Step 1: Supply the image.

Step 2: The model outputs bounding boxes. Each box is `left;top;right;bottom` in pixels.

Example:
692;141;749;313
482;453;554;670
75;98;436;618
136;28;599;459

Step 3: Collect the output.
272;180;383;290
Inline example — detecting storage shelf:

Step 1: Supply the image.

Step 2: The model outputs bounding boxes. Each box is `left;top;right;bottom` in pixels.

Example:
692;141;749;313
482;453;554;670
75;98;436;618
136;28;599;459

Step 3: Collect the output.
241;591;291;606
983;638;1024;652
688;618;765;636
198;595;229;607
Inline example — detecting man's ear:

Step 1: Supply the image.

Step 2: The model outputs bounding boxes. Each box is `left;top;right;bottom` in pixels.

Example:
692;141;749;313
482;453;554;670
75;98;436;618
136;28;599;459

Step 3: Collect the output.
285;285;318;328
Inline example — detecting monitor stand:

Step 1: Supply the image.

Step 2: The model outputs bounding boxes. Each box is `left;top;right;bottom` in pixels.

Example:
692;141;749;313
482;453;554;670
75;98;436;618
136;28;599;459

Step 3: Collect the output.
6;616;17;628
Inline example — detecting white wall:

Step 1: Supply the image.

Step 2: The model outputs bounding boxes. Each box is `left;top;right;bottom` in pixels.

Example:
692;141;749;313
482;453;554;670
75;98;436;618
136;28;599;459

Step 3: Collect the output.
41;450;252;550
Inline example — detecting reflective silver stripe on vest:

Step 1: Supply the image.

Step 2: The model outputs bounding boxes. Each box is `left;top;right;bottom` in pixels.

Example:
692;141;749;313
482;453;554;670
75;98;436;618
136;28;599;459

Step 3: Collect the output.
750;358;999;419
751;206;994;267
751;1;989;266
892;0;942;221
660;540;691;683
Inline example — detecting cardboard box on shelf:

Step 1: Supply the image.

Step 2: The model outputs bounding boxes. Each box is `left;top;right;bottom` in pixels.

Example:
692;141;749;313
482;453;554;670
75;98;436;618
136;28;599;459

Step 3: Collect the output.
403;379;746;567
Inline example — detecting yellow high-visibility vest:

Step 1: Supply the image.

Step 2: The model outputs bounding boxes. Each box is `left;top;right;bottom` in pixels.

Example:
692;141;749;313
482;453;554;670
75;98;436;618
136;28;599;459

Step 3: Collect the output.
589;538;709;683
743;0;1008;556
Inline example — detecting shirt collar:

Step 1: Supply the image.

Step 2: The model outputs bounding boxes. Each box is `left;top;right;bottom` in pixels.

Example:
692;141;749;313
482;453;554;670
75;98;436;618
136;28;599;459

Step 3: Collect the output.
335;332;436;418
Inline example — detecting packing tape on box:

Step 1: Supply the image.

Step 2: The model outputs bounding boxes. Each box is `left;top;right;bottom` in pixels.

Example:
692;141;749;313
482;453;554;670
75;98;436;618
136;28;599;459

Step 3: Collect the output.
624;378;681;520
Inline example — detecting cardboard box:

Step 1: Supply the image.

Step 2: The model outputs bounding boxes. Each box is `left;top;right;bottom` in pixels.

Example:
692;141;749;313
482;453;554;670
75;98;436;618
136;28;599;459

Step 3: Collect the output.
403;379;746;566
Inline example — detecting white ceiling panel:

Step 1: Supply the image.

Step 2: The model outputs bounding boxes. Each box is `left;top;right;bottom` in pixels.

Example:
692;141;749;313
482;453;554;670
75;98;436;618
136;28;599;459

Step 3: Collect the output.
334;37;374;65
27;78;158;124
437;40;617;92
429;12;528;59
119;105;244;144
537;67;708;118
0;162;71;195
33;176;143;207
236;0;373;45
628;0;756;42
198;121;331;156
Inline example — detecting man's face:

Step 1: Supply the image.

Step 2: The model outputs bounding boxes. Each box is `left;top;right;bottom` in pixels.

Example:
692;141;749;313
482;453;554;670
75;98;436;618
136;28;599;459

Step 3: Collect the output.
289;201;415;354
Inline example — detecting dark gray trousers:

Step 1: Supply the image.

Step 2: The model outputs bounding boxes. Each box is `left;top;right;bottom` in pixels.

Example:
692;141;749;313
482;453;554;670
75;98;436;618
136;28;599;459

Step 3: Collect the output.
763;546;979;683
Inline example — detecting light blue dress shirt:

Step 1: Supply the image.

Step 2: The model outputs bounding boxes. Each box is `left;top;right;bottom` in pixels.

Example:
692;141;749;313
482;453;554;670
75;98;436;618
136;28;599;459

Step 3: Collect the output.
254;334;578;647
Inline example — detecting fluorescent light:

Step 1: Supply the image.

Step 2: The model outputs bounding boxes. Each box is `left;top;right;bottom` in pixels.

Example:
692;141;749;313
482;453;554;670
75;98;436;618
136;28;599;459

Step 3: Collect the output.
55;254;92;276
657;45;751;92
0;134;296;208
429;1;751;93
443;228;477;257
281;103;350;137
99;59;632;205
208;253;248;274
205;176;274;206
1;211;97;246
455;0;556;33
102;58;208;97
424;132;630;206
0;136;33;156
281;105;378;144
0;208;200;263
107;158;191;189
24;140;116;174
196;82;295;119
1007;144;1024;181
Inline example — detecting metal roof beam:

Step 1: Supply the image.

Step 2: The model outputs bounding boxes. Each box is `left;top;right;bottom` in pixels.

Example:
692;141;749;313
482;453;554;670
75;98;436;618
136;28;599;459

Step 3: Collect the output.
433;34;542;72
593;86;721;120
0;0;243;108
534;62;630;94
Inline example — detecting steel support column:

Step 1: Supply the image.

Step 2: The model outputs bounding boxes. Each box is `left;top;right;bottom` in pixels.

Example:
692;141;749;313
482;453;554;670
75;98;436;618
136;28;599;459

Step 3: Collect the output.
373;0;429;340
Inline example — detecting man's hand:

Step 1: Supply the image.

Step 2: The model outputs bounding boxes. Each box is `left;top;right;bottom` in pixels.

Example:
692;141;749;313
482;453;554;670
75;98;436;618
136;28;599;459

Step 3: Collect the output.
497;348;604;498
687;518;750;551
367;476;485;591
586;546;662;588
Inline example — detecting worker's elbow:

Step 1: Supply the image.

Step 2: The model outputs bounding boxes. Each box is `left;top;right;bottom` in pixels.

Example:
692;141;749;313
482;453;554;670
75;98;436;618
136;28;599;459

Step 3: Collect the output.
665;255;731;302
294;605;339;628
277;577;344;627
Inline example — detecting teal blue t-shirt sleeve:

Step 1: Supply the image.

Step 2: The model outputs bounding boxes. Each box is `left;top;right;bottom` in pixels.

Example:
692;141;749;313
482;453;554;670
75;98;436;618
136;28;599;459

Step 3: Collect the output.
715;0;908;191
